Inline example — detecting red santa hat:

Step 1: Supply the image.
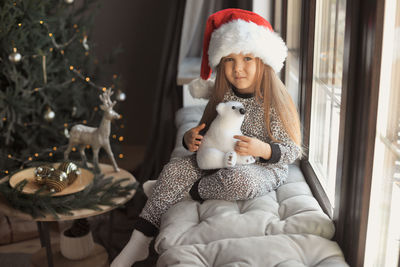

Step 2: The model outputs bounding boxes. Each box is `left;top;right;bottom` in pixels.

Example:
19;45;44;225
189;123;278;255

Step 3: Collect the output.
189;8;287;99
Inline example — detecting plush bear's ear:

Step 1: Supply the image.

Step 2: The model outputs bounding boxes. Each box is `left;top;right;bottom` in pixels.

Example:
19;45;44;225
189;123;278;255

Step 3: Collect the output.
216;102;225;115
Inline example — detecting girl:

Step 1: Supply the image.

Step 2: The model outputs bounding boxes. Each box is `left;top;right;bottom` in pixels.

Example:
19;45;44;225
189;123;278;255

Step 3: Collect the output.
111;8;301;267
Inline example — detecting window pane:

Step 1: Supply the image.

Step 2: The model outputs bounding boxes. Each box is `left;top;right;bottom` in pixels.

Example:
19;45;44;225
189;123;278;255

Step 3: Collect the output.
274;1;282;35
309;0;346;208
285;0;302;107
364;0;400;265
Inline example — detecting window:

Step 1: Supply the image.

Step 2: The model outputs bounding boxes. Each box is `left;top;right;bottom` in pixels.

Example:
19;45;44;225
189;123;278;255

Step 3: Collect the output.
284;0;302;107
276;1;389;264
273;1;283;36
364;0;400;265
297;0;387;265
308;0;346;208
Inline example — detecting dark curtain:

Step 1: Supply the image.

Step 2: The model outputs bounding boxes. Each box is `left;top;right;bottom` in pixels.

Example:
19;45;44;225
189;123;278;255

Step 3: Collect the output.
136;0;252;183
222;0;252;11
136;0;186;183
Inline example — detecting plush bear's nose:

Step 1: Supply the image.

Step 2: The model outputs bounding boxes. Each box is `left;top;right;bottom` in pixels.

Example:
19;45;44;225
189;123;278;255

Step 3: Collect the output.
239;108;246;115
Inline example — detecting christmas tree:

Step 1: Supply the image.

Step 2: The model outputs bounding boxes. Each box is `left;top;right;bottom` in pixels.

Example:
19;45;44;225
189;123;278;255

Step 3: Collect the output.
0;0;124;176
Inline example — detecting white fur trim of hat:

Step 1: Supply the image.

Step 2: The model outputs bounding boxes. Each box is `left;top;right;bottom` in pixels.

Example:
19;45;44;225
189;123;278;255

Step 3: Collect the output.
208;19;287;73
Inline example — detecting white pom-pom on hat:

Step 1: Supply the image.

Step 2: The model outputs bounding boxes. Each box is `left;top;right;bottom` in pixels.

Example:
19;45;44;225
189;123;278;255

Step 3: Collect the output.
188;77;215;99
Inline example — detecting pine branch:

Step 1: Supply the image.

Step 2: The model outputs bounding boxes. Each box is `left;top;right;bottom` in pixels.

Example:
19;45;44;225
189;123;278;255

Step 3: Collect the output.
0;167;138;219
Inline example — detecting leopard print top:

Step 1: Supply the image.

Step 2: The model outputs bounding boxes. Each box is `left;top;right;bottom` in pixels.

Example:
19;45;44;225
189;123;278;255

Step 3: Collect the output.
223;87;301;165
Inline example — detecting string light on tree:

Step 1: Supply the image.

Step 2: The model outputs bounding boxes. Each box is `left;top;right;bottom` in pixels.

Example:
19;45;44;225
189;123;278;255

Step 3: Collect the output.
64;0;74;4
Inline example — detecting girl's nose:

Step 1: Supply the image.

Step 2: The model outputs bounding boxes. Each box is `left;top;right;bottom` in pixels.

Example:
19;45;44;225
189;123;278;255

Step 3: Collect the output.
234;61;243;72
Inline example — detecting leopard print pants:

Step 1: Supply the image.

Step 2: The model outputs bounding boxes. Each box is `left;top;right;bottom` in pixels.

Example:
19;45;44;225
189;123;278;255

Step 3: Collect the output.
139;154;286;228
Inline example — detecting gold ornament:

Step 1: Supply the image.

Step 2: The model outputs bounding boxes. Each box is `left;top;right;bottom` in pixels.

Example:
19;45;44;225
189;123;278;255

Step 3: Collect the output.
34;166;55;185
33;162;81;192
58;162;80;185
44;107;55;121
9;48;22;63
46;169;68;192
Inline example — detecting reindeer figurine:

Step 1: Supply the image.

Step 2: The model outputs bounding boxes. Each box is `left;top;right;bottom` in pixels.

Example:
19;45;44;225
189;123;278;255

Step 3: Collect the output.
64;88;121;172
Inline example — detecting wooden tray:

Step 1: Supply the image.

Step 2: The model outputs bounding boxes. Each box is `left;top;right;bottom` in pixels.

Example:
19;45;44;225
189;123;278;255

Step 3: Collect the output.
9;164;94;196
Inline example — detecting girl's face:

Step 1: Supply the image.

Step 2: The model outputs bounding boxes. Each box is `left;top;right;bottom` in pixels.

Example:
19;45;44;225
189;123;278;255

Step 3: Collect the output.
223;53;257;93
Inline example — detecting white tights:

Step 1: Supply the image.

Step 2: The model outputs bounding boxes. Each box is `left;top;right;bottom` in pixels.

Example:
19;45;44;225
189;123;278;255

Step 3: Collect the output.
110;229;153;267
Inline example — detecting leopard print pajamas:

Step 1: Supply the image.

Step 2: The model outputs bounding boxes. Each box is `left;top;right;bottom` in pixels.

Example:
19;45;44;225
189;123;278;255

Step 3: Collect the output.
137;88;301;233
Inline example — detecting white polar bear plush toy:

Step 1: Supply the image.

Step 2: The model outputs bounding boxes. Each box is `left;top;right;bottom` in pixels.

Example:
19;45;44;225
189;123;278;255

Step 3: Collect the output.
197;101;256;170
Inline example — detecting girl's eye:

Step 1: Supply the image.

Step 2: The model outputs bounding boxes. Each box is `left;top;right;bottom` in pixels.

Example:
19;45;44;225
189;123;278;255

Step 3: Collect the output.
244;57;253;61
224;58;233;62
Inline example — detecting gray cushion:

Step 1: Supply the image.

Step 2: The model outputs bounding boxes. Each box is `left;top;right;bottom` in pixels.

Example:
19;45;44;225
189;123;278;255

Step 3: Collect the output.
157;234;348;267
155;165;335;253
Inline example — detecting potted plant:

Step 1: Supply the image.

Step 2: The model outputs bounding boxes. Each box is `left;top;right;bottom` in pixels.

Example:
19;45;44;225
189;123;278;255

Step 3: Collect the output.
60;218;94;260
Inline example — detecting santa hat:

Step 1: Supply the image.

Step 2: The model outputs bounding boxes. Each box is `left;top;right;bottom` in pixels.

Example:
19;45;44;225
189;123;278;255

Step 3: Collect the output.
189;8;287;99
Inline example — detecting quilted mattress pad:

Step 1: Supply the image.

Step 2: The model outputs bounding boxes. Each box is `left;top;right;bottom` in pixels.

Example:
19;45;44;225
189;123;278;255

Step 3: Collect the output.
155;106;348;266
155;165;335;253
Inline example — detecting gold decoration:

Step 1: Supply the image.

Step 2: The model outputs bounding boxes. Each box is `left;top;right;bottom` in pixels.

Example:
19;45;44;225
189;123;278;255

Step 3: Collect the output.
42;55;47;84
9;48;22;63
33;162;81;192
58;162;80;185
46;169;68;192
34;165;54;185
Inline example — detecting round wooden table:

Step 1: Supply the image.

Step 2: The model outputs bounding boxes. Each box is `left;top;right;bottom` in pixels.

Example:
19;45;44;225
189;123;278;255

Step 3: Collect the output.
0;163;137;267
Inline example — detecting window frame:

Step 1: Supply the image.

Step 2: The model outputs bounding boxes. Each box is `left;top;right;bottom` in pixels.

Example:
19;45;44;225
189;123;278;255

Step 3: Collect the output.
333;0;384;265
297;0;334;218
274;0;334;217
287;0;386;266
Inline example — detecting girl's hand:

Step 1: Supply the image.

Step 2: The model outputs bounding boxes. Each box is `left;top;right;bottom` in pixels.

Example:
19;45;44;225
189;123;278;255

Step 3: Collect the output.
234;135;272;160
184;123;206;152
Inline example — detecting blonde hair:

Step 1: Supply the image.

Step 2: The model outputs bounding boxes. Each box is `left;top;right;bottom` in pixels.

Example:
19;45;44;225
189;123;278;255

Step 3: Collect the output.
200;58;301;147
